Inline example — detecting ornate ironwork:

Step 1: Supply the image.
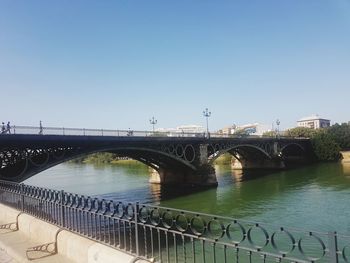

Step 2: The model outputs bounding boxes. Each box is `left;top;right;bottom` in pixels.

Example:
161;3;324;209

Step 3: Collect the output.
0;180;348;262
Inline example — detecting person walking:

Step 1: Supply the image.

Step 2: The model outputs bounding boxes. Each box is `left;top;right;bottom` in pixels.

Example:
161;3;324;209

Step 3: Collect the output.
6;121;11;134
1;122;5;134
39;120;43;135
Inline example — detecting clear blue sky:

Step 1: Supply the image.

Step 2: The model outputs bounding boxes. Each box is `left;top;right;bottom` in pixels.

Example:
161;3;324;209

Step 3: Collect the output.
1;0;349;131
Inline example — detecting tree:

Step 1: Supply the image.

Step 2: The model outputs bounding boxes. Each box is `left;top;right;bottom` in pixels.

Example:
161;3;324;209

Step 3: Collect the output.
285;127;317;138
327;123;350;150
311;130;341;161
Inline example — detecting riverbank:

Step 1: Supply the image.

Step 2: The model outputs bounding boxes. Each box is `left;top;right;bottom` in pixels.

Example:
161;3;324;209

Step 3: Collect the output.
341;151;350;163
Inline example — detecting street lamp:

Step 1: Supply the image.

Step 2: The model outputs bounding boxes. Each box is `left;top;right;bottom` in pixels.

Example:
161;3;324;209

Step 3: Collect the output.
149;117;157;132
276;119;280;138
203;108;211;135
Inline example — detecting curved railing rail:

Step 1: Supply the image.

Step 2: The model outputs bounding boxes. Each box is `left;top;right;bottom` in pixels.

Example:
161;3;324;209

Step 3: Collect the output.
0;125;309;139
0;180;347;262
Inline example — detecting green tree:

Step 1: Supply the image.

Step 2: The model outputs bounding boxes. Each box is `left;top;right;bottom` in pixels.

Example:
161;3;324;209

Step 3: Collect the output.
285;127;317;138
311;131;341;161
327;123;350;150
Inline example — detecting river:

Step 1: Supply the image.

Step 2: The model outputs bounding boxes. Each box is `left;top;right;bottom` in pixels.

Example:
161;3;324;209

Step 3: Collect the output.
24;162;350;234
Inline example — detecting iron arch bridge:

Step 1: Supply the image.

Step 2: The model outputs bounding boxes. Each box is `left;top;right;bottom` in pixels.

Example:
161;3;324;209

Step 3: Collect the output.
0;134;313;186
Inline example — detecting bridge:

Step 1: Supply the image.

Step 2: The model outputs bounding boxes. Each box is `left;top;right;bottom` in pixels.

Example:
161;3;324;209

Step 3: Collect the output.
0;126;313;186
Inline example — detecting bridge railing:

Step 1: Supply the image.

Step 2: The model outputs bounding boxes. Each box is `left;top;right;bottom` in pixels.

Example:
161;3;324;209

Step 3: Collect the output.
2;125;308;139
0;180;347;263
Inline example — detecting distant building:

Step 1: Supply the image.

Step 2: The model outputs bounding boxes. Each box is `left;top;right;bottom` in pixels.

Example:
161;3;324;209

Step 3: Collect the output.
297;115;330;129
218;123;271;136
156;125;205;136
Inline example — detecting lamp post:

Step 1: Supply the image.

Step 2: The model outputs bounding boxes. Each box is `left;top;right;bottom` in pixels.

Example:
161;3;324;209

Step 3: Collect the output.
149;117;157;132
276;119;280;138
203;108;211;136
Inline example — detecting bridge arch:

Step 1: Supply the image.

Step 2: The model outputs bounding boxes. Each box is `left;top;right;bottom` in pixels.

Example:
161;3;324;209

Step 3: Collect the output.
0;146;197;182
280;143;306;155
208;144;272;165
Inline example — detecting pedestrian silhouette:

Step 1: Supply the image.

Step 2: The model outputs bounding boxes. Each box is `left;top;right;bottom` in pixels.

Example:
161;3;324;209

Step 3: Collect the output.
39;121;43;135
1;122;5;134
6;121;11;134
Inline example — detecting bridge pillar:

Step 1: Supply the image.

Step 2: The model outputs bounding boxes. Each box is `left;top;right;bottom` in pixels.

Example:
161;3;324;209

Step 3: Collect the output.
148;143;218;186
148;166;217;186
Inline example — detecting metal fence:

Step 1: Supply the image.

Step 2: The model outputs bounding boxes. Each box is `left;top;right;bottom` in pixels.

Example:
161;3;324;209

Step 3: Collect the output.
1;125;306;139
0;180;347;263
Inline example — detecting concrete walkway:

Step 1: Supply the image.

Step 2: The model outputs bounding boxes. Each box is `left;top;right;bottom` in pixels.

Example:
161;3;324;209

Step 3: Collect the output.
0;204;150;263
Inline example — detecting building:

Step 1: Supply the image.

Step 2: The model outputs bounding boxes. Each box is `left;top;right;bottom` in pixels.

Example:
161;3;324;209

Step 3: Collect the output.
156;125;205;136
297;115;330;129
217;123;271;136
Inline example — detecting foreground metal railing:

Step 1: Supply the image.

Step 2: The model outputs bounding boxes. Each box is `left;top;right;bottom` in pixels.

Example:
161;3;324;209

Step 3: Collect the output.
1;125;306;139
0;180;347;263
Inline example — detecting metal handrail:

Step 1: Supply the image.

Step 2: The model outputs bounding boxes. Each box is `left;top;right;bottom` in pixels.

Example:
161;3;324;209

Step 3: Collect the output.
0;180;345;262
1;125;309;139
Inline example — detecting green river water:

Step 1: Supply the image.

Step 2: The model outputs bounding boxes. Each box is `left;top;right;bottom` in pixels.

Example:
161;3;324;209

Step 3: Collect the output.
25;162;350;234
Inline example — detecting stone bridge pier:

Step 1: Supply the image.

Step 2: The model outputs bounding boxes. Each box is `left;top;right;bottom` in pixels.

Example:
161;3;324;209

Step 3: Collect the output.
149;144;218;186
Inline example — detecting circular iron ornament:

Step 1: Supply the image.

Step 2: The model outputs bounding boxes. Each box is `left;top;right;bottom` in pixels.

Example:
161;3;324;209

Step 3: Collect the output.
0;150;28;179
68;194;75;207
47;190;53;201
190;215;207;236
226;221;246;245
56;192;62;204
53;192;60;203
52;148;65;160
161;144;167;152
207;218;225;240
271;228;296;255
80;196;87;209
161;210;174;229
168;145;175;154
28;187;34;197
38;188;44;198
342;245;350;263
87;197;93;211
63;193;69;205
100;199;108;214
175;145;184;158
184;145;196;163
297;232;326;261
175;213;188;232
33;187;39;198
125;203;134;220
73;195;81;208
93;198;100;213
138;206;149;223
150;208;161;226
29;149;50;167
247;224;270;250
108;201;116;216
115;202;125;218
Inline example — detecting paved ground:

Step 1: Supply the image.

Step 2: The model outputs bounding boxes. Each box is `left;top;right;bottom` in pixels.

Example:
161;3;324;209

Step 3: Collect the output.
0;248;16;263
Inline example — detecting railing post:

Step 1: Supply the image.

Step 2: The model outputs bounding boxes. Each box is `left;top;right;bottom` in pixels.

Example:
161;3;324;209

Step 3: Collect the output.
134;202;140;256
20;183;24;211
63;127;65;135
101;129;103;136
60;190;65;228
328;231;338;263
83;128;86;136
13;125;16;134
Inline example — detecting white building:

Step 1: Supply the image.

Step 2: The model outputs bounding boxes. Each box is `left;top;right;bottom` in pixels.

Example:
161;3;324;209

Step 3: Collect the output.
297;115;330;129
156;125;205;136
218;123;271;136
